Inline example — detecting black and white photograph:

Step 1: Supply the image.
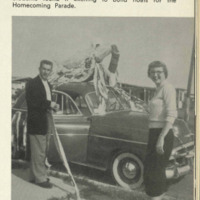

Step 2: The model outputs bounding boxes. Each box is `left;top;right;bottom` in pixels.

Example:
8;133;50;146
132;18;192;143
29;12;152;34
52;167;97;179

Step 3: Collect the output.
11;17;195;200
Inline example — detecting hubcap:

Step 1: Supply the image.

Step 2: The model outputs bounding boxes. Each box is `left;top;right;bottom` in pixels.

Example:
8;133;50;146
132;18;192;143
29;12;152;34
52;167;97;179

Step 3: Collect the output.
122;161;138;179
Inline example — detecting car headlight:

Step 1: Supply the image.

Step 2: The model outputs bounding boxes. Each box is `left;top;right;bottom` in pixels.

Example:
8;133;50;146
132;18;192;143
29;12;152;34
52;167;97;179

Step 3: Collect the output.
172;126;180;138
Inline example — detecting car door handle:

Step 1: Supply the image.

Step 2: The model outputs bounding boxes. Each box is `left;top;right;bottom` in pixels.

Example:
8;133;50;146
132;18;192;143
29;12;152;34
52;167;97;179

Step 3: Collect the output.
87;116;92;122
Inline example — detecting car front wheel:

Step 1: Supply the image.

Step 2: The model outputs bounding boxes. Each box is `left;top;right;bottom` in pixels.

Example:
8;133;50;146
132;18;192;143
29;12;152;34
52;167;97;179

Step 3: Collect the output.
112;152;144;189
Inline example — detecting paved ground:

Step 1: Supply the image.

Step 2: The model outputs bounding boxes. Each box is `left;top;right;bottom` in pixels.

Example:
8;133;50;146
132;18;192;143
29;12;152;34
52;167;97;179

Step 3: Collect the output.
12;168;76;200
12;160;194;200
167;172;194;200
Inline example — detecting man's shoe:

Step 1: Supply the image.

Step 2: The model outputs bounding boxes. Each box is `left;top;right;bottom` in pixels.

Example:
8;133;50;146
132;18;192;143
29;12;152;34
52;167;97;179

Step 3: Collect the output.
37;181;53;188
29;180;35;183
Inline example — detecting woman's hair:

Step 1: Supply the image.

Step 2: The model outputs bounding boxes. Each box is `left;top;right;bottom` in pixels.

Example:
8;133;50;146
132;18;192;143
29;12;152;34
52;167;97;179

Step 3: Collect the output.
148;61;168;78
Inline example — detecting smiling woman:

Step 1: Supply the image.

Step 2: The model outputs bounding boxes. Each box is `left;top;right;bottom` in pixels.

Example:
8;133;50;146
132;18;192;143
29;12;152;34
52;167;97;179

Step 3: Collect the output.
144;61;177;200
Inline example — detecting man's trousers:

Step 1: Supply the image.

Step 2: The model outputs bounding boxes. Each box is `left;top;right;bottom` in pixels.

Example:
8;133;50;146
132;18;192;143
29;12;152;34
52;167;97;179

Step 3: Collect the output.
29;112;52;183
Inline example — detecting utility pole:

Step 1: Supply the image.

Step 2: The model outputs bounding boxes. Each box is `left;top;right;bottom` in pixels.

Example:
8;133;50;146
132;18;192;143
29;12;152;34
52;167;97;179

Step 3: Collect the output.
184;37;195;122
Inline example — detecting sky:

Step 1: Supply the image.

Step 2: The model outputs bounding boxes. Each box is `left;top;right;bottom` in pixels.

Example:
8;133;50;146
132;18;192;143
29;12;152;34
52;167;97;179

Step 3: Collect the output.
12;17;194;89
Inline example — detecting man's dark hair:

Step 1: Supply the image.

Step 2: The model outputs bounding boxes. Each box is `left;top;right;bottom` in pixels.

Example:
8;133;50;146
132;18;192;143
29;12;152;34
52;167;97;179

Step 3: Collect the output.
39;60;53;68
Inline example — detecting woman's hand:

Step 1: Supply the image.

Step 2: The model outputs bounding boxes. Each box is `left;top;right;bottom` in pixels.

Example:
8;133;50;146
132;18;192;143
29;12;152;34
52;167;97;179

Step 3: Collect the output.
156;122;173;155
156;136;165;155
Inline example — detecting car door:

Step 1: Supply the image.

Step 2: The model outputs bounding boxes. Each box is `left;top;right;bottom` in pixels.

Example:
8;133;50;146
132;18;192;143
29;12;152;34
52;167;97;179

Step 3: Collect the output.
48;91;90;163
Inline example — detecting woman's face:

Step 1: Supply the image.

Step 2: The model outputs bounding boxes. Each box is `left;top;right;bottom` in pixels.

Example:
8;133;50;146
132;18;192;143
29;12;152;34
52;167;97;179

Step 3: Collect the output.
149;66;166;86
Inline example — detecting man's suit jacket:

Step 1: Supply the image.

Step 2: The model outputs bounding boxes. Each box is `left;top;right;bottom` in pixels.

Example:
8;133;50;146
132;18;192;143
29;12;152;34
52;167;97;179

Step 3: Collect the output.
25;75;52;135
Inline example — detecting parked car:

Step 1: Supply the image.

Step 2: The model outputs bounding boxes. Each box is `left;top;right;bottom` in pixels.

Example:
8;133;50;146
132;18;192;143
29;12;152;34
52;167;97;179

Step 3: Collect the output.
12;82;194;189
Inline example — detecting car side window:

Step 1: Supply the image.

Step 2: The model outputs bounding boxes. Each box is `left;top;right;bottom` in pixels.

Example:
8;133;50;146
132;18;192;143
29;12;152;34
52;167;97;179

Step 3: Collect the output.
52;92;80;115
105;90;123;112
74;95;90;116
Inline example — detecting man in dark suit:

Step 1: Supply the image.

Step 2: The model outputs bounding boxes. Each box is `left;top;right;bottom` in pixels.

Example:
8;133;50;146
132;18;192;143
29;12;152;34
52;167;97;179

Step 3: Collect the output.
26;60;58;188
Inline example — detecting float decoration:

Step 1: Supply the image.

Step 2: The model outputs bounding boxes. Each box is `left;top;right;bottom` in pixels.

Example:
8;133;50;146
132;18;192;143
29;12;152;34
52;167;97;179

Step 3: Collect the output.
49;43;120;114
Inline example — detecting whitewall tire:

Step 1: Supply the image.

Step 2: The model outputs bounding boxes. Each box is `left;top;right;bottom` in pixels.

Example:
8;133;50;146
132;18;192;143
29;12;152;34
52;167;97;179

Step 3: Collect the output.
112;152;144;189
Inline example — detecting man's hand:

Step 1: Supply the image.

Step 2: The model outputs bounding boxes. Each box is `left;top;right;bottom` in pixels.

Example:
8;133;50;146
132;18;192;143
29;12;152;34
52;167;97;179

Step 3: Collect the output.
51;102;60;111
156;136;165;155
55;103;60;111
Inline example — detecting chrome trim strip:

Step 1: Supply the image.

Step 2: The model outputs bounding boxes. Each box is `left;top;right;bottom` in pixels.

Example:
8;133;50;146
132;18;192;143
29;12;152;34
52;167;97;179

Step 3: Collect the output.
16;112;22;151
53;114;83;117
55;133;146;145
12;108;26;112
12;107;83;117
56;124;89;129
171;141;194;154
170;141;194;160
53;133;88;136
172;151;194;158
91;134;147;145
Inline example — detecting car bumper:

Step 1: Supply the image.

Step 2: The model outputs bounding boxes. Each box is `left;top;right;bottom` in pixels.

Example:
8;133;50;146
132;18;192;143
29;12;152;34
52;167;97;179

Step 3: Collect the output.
166;149;194;179
166;163;192;179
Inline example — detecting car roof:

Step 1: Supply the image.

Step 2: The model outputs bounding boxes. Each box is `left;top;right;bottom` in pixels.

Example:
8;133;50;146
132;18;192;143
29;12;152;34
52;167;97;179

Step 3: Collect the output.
55;81;95;97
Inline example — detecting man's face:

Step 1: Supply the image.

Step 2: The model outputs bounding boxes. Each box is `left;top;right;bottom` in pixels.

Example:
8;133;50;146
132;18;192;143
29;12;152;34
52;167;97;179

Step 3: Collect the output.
39;64;52;81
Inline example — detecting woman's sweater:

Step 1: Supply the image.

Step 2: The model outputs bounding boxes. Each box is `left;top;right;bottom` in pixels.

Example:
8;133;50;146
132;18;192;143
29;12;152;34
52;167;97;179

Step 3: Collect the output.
148;80;177;129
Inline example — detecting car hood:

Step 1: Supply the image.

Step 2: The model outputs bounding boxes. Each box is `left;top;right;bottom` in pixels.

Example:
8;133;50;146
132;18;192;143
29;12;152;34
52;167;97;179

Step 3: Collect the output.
89;110;193;148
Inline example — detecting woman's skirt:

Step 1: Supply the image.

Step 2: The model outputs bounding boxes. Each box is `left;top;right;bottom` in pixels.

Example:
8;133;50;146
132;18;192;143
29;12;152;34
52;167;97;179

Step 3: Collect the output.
143;128;174;197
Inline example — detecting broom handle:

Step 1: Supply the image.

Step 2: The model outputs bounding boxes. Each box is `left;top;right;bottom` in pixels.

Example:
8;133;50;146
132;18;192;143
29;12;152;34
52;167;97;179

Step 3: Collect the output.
51;116;81;200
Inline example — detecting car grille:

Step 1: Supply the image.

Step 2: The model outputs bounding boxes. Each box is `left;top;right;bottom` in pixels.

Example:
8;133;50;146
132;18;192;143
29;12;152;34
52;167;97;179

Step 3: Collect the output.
168;156;189;168
170;142;194;161
176;145;194;155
